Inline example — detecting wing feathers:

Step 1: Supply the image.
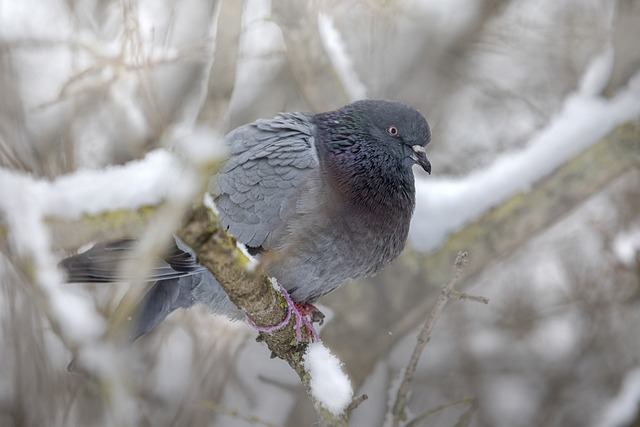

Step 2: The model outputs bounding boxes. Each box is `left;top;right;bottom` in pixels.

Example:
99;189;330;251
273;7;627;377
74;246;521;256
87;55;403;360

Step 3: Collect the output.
211;113;319;249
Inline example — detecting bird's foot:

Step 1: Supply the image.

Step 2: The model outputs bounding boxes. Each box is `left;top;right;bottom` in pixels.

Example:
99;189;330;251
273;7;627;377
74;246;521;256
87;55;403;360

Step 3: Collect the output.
246;283;322;343
293;302;325;326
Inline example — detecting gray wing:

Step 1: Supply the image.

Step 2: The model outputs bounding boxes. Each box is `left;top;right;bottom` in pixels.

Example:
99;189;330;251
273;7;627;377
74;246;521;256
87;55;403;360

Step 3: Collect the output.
210;113;319;249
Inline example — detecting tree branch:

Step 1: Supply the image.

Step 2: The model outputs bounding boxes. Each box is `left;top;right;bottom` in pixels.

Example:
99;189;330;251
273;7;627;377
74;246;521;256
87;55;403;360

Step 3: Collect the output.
176;204;350;426
390;252;481;426
162;210;359;425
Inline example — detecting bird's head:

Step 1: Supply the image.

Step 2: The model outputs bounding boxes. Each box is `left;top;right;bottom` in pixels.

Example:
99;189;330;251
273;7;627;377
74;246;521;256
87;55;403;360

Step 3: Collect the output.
338;100;432;174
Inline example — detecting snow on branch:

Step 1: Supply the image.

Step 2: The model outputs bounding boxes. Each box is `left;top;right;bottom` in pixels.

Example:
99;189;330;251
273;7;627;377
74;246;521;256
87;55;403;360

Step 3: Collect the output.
412;55;640;251
177;204;356;426
304;342;354;416
0;131;224;425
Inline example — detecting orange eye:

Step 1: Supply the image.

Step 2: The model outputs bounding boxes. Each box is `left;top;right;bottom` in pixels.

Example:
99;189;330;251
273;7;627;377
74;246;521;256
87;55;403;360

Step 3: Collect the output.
386;126;399;136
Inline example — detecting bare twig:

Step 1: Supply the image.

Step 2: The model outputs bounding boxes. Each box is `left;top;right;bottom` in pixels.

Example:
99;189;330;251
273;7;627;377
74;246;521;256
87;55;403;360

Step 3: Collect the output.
448;289;490;305
199;400;282;427
391;251;480;427
346;394;369;413
452;396;479;427
405;396;477;427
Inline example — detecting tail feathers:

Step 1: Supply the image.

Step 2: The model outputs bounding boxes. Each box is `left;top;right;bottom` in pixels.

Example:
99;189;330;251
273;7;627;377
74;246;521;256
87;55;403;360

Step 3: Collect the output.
129;278;186;341
60;238;207;283
60;237;243;341
130;273;244;340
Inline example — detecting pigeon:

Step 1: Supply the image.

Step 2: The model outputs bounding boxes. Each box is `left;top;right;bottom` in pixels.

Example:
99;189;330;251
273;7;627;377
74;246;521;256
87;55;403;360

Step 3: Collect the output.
61;99;431;341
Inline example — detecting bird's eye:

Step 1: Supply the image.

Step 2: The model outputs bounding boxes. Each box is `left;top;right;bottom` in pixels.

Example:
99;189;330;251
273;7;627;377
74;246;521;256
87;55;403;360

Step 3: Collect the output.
386;126;399;137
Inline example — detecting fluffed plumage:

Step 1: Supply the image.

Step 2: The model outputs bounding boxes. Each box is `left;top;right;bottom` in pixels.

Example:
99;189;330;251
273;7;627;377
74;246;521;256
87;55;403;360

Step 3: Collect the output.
61;99;431;340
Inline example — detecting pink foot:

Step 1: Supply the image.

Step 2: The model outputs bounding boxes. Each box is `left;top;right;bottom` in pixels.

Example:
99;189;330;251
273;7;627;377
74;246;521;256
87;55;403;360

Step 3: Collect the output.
246;283;323;343
294;302;325;326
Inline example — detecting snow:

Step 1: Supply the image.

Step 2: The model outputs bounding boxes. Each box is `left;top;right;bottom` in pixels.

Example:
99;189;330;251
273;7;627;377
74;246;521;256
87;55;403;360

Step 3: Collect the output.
594;368;640;427
174;125;227;167
0;169;106;344
0;136;223;344
303;342;353;416
579;47;615;96
41;149;183;219
410;54;640;251
236;243;259;272
0;147;191;347
0;0;72;40
613;228;640;266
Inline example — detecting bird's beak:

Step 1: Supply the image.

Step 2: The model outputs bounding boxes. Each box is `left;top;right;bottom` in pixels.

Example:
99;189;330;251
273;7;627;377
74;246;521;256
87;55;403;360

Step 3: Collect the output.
411;145;431;175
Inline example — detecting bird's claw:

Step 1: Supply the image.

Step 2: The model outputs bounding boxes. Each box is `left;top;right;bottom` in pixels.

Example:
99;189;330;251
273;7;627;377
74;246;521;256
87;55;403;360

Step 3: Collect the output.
246;283;322;343
294;302;325;326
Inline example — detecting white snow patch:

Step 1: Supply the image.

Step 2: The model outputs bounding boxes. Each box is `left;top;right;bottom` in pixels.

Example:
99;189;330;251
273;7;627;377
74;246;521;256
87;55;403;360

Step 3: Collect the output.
203;192;220;216
269;276;280;293
42;149;182;219
579;47;614;96
235;243;258;272
0;147;189;344
594;367;640;427
318;13;367;101
0;170;106;344
174;125;228;167
613;228;640;266
303;342;353;415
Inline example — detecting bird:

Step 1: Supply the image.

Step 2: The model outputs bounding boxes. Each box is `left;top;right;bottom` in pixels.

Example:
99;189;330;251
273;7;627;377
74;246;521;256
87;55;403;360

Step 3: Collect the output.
60;99;431;341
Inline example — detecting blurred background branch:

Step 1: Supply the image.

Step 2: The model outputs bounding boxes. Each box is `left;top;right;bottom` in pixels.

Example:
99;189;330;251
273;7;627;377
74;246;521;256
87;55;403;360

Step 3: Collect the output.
1;0;640;426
